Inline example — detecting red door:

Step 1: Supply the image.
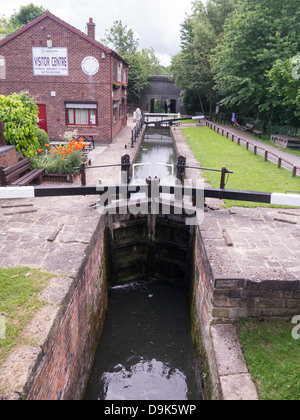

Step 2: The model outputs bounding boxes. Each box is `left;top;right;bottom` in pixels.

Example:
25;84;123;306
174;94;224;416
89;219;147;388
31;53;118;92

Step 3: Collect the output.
37;104;48;133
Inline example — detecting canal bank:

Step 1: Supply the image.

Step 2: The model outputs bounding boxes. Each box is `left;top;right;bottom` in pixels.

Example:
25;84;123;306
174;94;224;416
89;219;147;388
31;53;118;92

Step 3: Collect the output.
1;121;299;400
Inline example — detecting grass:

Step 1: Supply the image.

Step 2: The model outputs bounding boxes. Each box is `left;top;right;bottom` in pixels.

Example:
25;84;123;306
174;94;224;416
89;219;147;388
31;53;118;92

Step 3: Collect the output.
182;127;300;207
237;321;300;400
219;123;300;158
0;267;52;362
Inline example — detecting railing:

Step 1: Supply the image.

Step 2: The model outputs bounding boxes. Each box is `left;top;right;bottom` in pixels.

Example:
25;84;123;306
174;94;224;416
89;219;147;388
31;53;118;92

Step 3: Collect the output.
2;180;300;208
77;154;233;189
75;154;131;186
131;115;145;148
176;155;233;189
206;121;300;177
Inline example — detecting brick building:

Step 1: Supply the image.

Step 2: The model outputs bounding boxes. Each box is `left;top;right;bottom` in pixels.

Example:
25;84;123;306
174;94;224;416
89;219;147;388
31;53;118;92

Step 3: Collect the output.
0;11;129;143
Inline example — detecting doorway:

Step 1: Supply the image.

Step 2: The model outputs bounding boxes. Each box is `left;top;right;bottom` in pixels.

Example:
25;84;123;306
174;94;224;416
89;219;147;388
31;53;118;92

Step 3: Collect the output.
37;104;48;133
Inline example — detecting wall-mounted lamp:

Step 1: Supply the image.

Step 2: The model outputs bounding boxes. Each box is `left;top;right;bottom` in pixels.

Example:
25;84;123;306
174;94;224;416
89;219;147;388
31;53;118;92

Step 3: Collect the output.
101;52;105;60
47;35;52;48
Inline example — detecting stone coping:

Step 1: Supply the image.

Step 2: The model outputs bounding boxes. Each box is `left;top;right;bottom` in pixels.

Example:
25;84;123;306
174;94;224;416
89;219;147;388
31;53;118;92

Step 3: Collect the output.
0;145;15;155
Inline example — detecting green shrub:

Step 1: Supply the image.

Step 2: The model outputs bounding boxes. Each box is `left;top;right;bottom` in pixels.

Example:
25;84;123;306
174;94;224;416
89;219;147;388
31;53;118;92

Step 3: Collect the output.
0;91;39;158
36;128;49;149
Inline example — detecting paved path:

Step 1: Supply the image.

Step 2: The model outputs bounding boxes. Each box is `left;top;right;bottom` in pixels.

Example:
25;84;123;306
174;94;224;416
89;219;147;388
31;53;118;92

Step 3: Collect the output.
0;117;144;273
207;122;300;176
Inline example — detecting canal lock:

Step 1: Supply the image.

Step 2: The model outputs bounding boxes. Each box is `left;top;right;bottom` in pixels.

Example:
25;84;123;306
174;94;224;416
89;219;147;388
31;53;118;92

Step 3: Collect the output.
84;127;206;400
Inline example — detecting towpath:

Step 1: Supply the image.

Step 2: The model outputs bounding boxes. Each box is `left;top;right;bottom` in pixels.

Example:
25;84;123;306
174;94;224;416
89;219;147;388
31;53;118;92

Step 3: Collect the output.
206;122;300;175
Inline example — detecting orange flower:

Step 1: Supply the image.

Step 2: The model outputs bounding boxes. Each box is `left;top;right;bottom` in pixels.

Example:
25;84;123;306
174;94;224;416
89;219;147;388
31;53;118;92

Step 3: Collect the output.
45;144;50;147
38;149;43;153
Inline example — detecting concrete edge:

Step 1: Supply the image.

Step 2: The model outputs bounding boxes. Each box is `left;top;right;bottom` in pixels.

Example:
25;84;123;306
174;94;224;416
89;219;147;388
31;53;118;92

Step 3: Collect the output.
211;324;259;400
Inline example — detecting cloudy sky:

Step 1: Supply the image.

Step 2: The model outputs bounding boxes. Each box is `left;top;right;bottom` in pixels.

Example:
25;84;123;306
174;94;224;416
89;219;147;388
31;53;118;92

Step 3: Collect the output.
1;0;195;65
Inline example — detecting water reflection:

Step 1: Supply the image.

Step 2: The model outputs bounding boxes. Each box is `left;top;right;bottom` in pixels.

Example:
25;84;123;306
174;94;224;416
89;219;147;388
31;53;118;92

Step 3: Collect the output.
133;128;177;182
102;358;188;401
84;280;202;401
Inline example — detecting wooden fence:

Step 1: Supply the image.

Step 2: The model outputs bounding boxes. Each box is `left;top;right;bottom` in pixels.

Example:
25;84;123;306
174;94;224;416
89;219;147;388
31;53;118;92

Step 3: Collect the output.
206;121;300;177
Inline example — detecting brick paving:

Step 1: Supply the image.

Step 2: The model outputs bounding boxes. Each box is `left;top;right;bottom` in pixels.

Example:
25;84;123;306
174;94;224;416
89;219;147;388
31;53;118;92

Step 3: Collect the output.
0;117;144;273
0;118;300;401
201;206;300;281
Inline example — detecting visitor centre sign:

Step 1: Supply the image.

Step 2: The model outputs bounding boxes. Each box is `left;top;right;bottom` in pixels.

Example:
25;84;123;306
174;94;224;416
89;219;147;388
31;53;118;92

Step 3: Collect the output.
32;47;68;76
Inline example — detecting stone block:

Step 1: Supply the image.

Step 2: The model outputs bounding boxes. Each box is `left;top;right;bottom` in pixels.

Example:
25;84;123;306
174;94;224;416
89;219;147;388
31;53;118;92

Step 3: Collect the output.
211;324;248;376
220;374;259;401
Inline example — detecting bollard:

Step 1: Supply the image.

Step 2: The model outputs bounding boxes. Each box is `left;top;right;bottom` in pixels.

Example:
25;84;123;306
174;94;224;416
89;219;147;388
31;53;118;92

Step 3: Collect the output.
220;166;227;189
80;163;86;186
176;155;186;183
121;154;131;184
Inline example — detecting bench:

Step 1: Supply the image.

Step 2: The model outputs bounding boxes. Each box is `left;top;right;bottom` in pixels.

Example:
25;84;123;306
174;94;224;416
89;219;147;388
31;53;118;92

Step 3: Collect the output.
253;130;262;138
1;158;44;186
240;123;254;132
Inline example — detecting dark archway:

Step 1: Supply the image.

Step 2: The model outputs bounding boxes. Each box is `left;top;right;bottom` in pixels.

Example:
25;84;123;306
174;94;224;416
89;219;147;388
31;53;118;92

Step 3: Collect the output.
141;75;185;114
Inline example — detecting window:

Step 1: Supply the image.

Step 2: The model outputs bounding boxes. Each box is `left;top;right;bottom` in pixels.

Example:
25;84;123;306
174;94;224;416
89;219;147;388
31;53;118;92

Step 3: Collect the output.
66;103;97;126
0;56;6;80
113;100;119;124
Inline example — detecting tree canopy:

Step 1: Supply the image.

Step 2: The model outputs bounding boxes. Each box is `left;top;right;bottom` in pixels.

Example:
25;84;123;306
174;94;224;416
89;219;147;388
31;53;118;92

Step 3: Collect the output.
102;20;167;104
170;0;236;115
210;0;300;124
0;3;46;36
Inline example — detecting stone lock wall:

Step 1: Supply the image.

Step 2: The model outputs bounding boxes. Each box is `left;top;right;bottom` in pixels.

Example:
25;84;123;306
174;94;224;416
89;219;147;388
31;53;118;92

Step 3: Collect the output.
26;214;108;400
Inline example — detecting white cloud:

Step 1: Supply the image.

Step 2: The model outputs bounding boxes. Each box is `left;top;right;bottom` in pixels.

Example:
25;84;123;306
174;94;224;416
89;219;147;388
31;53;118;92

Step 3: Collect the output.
1;0;193;65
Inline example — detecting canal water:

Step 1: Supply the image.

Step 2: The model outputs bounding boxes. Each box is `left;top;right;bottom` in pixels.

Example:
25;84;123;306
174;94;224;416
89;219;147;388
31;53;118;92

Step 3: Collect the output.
132;127;177;182
84;128;202;401
84;280;202;401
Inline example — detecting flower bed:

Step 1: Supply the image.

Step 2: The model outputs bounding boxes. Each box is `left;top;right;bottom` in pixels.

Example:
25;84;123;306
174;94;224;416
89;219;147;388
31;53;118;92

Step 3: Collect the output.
32;139;86;183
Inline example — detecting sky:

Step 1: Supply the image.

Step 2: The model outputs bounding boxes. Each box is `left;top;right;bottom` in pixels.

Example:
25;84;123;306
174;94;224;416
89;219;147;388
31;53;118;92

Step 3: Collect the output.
0;0;195;66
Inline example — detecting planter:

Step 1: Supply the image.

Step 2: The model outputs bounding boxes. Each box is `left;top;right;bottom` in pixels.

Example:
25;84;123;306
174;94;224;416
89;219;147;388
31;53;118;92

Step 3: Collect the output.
43;173;74;183
113;82;121;90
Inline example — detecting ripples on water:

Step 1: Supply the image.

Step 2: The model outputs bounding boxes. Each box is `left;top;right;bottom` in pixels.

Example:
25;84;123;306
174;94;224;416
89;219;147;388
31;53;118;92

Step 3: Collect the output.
84;280;202;401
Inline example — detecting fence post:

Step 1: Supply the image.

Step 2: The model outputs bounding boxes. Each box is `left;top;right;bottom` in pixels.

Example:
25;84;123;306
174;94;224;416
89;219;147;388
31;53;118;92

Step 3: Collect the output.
220;166;227;189
121;154;131;184
292;166;297;178
264;151;268;162
176;155;186;183
278;157;282;169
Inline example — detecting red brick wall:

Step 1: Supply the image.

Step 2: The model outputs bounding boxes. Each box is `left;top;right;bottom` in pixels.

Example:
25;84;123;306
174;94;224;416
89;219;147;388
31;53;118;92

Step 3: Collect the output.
0;16;128;143
0;146;18;186
27;215;108;400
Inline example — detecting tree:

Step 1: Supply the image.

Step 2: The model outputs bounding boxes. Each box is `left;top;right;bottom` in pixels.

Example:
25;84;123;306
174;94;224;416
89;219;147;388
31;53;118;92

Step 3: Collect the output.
0;92;39;158
102;20;139;57
171;0;236;115
0;4;46;36
210;0;300;124
102;21;164;103
266;57;300;124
